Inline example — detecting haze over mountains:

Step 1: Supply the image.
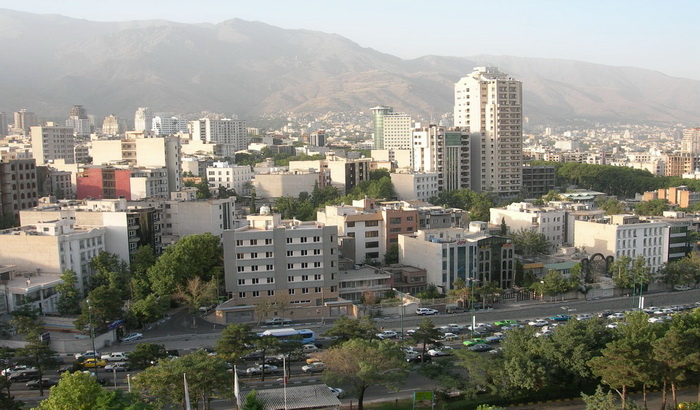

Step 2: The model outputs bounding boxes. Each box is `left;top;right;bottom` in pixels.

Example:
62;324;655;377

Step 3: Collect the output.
2;9;700;126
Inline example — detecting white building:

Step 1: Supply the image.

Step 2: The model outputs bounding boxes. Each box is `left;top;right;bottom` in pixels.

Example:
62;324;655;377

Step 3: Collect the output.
574;215;669;272
382;113;412;150
190;118;248;157
454;67;523;197
134;107;153;133
412;125;470;192
253;171;325;199
490;202;566;248
206;162;254;195
316;202;385;264
129;167;169;199
0;266;63;314
0;219;106;292
390;171;439;202
30;123;76;165
152;116;187;136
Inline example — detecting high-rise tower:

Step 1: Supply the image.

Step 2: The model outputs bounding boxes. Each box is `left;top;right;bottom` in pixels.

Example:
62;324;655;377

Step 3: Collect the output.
370;106;393;150
454;67;523;197
134;107;153;133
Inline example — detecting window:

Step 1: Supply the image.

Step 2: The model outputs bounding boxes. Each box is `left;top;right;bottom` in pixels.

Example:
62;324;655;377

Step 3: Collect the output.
315;287;322;293
313;262;321;268
250;239;257;245
331;261;336;267
267;290;275;296
314;274;322;280
252;291;260;297
237;253;244;259
237;266;245;272
266;264;274;270
265;238;273;244
313;249;321;255
252;278;259;284
266;277;274;284
287;238;293;244
301;250;308;256
287;263;294;269
236;240;243;246
365;221;378;227
313;236;320;242
406;216;414;221
366;241;379;248
288;276;295;282
287;250;294;257
365;231;379;238
300;237;308;243
288;289;295;295
266;252;273;257
301;263;308;268
389;217;401;224
251;266;258;271
330;248;335;255
390;228;401;233
238;292;246;298
302;275;309;281
238;279;245;285
302;288;309;294
347;222;356;227
250;252;258;259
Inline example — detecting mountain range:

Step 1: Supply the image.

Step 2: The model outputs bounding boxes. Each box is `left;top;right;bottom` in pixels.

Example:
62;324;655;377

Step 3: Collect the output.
1;9;699;126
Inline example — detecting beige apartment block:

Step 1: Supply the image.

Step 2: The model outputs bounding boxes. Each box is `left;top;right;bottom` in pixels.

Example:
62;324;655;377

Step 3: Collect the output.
31;123;76;165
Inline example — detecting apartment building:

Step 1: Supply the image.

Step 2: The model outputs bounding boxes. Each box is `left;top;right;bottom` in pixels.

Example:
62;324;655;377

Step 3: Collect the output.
30;123;76;165
223;210;339;313
390;171;439;202
206;162;254;196
642;186;700;208
0;159;39;222
316;201;384;263
190;118;248;157
490;202;566;248
412;125;470;192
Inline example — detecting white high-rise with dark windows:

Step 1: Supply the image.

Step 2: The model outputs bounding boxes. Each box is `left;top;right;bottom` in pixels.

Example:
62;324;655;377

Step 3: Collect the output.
454;67;523;197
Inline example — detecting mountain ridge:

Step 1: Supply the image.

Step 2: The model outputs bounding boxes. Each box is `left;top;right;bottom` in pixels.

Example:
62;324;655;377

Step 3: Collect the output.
1;9;699;126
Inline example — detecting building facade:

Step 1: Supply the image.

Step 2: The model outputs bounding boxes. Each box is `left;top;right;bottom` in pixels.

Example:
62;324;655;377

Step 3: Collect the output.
30;123;76;165
490;202;566;248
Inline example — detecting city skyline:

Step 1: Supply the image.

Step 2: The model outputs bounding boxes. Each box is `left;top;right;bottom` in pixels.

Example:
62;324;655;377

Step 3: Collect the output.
0;0;698;80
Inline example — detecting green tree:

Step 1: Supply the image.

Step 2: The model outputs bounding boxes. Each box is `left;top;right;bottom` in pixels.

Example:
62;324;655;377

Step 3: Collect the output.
411;318;441;363
321;339;408;410
449;278;473;310
241;390;265;410
500;218;507;235
589;340;640;408
127;294;170;329
129;245;156;301
596;198;626;215
55;269;82;315
542;189;562;202
250;336;281;381
89;251;130;296
581;385;623;410
383;244;399;265
416;284;442;300
93;390;153;409
74;286;124;333
147;233;223;297
36;371;103;410
133;350;229;409
215;323;255;394
509;228;552;256
540;270;570;301
173;277;218;328
128;343;168;370
324;316;379;343
369;169;390;181
635;198;669;216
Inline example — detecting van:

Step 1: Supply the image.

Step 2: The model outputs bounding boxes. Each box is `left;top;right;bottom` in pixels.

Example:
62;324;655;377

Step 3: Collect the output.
302;344;319;353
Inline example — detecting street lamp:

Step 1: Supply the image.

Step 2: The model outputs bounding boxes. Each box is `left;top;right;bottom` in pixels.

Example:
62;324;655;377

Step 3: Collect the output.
87;299;98;380
392;288;404;338
469;278;479;338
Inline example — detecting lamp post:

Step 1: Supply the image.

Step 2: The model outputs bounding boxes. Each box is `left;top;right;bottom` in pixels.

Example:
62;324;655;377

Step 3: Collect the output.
469;278;479;338
87;299;98;380
392;288;404;338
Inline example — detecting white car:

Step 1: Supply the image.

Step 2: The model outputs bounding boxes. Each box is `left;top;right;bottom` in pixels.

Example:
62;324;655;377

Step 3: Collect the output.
101;352;128;362
265;317;292;325
328;387;344;397
441;333;459;341
575;314;593;321
122;333;143;342
376;330;398;339
416;308;439;315
301;362;326;373
246;364;279;375
607;313;625;320
75;350;101;360
674;285;691;291
444;324;464;332
427;346;453;357
528;319;549;327
104;362;130;372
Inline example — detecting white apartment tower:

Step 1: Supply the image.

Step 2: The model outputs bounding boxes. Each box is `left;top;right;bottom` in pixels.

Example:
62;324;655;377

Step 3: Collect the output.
413;125;470;192
30;123;76;164
454;67;523;197
190;118;248;157
134;107;153;133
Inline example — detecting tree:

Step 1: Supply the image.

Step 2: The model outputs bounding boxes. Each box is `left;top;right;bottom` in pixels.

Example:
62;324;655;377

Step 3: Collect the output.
130;245;156;301
55;270;81;315
13;312;59;397
369;169;390;181
449;278;473;310
542;189;562;202
241;390;265;410
173;277;218;328
127;294;170;329
93;390;153;409
509;228;551;256
133;350;230;409
128;343;168;370
250;336;281;381
589;340;641;409
321;339;408;410
540;270;570;301
411;318;441;363
216;323;255;394
383;244;399;265
89;251;130;296
74;286;124;333
416;284;442;300
0;374;22;410
596;198;626;215
36;371;104;410
500;218;507;235
635;198;669;216
147;233;223;297
324;316;379;343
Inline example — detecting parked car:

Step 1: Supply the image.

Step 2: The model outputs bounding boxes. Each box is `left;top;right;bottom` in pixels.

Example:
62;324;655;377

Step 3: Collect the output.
598;310;614;318
576;314;593;321
104;362;130;372
674;285;691;291
607;312;626;320
467;343;492;352
301;362;326;373
494;319;518;326
416;308;439;315
302;344;319;353
75;350;101;361
441;333;459;341
427;347;453;357
81;358;107;368
26;378;57;390
246;364;279;375
406;353;432;363
2;365;32;377
443;324;464;332
122;333;143;342
265;317;292;325
463;338;490;347
528;319;549;327
101;352;128;362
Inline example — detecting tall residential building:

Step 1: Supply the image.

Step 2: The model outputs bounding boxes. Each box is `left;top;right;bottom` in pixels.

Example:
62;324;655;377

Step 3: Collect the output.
13;109;37;135
489;202;566;248
223;211;339;310
454;67;523;197
0;159;39;222
134;107;153;133
152;116;188;136
102;115;126;136
206;162;254;196
66;105;92;136
190;118;248;157
30;123;76;164
681;127;700;154
370;106;393;149
412;125;470;192
309;130;326;147
382;112;412;150
0;112;8;137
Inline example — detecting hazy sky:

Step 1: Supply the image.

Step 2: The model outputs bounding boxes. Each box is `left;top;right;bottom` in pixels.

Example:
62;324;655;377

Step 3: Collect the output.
3;0;699;80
